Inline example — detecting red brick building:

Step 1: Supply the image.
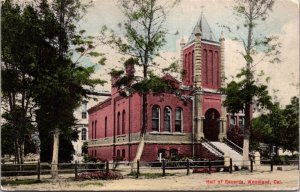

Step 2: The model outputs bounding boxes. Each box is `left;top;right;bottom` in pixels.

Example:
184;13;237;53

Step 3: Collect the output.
88;14;244;161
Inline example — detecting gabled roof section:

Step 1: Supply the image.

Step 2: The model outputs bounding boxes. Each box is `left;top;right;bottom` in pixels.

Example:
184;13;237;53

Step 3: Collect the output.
162;73;180;89
186;12;217;45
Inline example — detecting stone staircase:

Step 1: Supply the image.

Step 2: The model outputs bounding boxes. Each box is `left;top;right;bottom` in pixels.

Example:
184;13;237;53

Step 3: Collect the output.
210;141;243;167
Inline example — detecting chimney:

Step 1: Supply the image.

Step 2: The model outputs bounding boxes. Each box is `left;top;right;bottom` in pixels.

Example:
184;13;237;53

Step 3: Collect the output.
124;57;136;77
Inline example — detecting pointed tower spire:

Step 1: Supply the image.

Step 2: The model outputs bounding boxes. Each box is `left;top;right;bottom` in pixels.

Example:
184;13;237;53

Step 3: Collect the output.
187;12;217;44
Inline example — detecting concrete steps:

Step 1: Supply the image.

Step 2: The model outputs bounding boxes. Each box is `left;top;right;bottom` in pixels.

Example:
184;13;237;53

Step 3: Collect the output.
210;142;243;167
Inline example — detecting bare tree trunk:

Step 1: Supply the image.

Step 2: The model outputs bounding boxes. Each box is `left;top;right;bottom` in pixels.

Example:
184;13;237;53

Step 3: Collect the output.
242;102;251;168
20;141;25;170
131;92;147;172
51;128;60;179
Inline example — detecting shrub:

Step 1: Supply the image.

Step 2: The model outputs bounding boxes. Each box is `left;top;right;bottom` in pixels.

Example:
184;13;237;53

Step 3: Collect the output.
77;170;123;180
193;168;217;173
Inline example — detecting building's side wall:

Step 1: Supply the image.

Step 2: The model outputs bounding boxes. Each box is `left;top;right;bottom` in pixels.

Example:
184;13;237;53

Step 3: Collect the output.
87;91;195;161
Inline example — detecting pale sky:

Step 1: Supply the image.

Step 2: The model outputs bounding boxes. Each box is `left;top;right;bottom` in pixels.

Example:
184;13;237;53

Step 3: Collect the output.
79;0;299;106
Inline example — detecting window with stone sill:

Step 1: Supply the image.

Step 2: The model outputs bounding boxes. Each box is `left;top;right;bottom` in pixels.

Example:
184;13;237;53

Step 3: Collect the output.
152;106;160;131
104;116;107;137
164;107;172;132
175;108;183;132
117;112;121;135
122;110;126;134
81;101;88;119
81;128;87;140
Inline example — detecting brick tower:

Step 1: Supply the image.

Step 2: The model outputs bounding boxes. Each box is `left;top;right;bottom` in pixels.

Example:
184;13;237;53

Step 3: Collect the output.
181;13;227;142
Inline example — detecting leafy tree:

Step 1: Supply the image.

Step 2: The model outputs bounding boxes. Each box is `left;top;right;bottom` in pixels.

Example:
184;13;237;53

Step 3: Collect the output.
1;0;39;166
282;97;299;154
1;0;104;174
32;0;105;178
251;97;299;156
251;102;286;154
100;0;179;166
222;0;280;167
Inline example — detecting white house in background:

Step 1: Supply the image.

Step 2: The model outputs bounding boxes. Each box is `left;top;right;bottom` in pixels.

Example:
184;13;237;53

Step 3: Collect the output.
72;91;110;162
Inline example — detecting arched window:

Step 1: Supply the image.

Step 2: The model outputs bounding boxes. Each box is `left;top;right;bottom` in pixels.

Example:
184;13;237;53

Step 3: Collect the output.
117;150;120;158
122;149;125;159
91;121;94;139
188;52;191;83
185;54;188;81
158;149;166;159
164;107;171;132
152;106;160;131
175;108;183;132
81;128;87;140
122;110;126;134
81;101;88;119
170;149;178;158
117;112;120;135
105;116;107;137
94;120;97;139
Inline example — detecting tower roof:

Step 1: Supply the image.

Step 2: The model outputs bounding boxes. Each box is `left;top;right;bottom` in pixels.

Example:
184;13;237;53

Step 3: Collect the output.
186;13;217;44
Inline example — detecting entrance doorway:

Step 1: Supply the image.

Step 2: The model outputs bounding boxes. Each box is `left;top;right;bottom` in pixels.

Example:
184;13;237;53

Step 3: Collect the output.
204;108;220;141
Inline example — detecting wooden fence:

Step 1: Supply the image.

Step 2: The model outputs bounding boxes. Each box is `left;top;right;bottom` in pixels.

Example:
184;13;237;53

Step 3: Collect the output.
1;158;299;181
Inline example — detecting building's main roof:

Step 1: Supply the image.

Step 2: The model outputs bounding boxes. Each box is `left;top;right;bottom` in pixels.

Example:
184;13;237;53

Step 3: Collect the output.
186;13;218;44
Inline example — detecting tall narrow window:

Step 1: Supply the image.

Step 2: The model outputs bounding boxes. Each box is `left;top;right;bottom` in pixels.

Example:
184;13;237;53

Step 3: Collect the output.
209;50;213;86
117;150;120;157
175;108;183;132
230;115;236;128
122;110;126;134
215;51;219;87
164;107;171;132
152;106;160;131
184;54;187;81
117;112;120;135
94;120;97;139
122;149;125;159
188;52;191;83
105;116;107;137
92;121;94;139
239;116;245;130
81;128;87;140
81;101;88;119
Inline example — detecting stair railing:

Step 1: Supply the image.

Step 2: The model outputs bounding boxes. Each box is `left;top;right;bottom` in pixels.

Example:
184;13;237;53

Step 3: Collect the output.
223;138;243;154
223;138;254;159
201;137;224;157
